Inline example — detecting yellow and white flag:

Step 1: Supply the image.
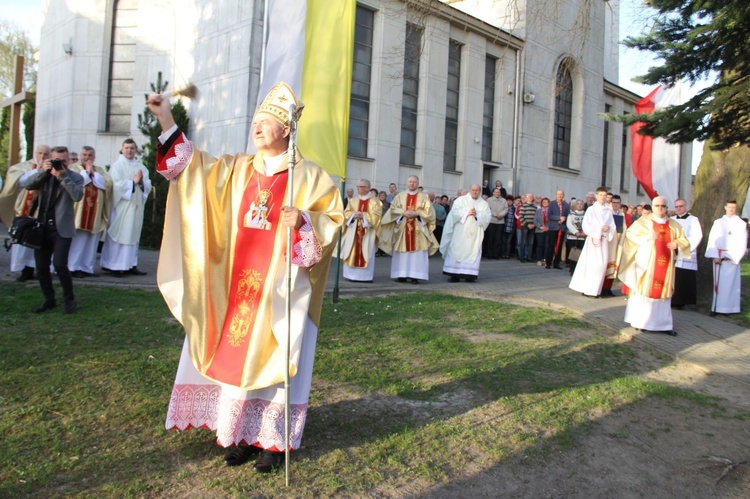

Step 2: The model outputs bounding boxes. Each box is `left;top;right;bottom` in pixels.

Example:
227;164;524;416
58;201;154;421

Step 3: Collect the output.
250;0;355;179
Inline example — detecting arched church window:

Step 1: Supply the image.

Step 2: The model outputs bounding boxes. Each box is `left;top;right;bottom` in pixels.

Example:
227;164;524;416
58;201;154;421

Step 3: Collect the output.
106;0;137;133
553;61;573;169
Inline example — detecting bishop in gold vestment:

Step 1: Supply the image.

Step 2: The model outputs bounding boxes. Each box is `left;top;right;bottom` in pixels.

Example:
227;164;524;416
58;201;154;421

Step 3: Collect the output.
148;82;343;471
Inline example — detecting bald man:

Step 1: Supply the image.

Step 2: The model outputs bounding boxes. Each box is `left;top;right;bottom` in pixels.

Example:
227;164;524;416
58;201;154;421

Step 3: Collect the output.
440;184;491;282
618;196;690;336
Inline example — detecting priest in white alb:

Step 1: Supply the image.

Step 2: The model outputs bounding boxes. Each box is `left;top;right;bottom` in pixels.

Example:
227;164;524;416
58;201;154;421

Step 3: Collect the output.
100;138;152;276
440;184;491;282
68;146;112;277
147;82;343;473
705;199;747;315
341;178;381;282
569;187;616;297
619;196;691;335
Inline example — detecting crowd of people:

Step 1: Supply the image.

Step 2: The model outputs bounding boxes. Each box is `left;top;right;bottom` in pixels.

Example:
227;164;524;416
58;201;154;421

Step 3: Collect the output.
0;139;153;313
341;180;748;334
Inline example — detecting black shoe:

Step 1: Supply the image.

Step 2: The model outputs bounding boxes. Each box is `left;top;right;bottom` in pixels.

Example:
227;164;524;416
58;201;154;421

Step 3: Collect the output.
709;311;717;317
553;265;563;270
253;450;284;473
111;270;127;278
34;300;57;313
602;289;615;297
16;267;35;282
449;276;460;283
129;267;147;276
397;277;407;283
63;300;77;314
545;265;551;269
224;445;261;467
466;276;477;283
664;330;678;336
410;278;419;284
71;270;85;278
86;272;100;278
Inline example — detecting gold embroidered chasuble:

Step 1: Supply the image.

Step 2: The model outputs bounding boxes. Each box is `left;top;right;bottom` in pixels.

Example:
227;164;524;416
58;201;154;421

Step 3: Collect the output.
0;160;38;224
618;214;691;299
342;194;382;268
378;190;439;255
157;146;343;391
68;164;113;233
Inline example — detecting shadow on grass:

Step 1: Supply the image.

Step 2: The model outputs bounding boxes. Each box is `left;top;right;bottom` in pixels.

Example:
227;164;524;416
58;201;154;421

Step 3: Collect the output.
2;284;747;497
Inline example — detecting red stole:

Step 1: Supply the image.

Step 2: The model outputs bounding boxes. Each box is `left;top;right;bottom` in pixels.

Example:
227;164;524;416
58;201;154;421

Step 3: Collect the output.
19;190;39;217
404;193;418;252
351;198;369;267
80;183;99;231
649;220;672;299
206;169;289;386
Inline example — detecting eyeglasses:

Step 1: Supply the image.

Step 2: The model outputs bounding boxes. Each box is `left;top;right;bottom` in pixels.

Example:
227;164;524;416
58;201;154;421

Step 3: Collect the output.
653;204;667;208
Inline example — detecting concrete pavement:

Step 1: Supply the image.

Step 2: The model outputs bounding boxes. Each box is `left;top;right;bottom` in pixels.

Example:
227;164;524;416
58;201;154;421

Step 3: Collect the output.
3;225;749;387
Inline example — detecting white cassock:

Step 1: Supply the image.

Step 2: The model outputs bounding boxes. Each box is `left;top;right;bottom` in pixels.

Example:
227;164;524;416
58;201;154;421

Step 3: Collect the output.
100;155;151;271
569;202;616;296
705;214;747;314
440;193;491;277
69;170;108;273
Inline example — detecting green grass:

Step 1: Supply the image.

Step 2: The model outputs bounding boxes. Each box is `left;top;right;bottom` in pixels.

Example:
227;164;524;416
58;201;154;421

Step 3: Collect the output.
0;283;739;497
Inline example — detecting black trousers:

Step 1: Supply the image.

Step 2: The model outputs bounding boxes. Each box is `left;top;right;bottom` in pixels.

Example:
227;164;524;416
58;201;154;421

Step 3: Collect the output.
35;224;74;304
545;229;565;267
485;224;503;259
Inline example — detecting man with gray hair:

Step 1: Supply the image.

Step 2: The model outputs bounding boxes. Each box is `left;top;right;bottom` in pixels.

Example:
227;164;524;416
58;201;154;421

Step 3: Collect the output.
341;179;382;282
619;196;690;335
440;184;491;282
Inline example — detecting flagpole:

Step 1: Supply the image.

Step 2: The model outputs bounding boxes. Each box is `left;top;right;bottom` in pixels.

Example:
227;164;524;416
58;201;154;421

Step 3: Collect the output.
284;102;302;486
333;179;345;303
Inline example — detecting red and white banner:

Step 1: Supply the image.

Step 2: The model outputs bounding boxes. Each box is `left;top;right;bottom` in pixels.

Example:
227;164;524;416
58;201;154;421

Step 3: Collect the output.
630;84;682;205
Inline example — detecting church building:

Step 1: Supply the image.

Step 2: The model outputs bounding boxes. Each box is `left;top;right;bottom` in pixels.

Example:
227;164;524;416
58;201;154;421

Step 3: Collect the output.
33;0;692;203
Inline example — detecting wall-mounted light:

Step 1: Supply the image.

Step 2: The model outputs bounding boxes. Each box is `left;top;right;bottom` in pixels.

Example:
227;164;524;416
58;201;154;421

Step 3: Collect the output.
523;92;535;104
63;40;73;56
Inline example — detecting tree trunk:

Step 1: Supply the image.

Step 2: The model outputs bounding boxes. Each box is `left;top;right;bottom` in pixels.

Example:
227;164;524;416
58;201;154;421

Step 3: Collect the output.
691;142;750;300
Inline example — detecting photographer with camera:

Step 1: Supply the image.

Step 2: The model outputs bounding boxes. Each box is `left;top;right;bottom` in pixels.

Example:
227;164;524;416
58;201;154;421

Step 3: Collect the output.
19;146;84;313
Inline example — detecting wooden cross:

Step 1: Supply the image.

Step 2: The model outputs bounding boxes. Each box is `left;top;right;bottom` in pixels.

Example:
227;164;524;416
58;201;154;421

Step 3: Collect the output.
1;55;35;166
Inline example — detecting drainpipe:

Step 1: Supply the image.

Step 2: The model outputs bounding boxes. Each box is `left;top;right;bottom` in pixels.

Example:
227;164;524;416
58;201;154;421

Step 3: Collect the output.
511;47;524;196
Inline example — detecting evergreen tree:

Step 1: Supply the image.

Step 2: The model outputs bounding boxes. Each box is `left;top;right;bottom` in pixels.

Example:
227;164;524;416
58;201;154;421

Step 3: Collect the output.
613;0;750;149
136;72;190;249
0;106;10;178
22;97;34;160
614;0;750;300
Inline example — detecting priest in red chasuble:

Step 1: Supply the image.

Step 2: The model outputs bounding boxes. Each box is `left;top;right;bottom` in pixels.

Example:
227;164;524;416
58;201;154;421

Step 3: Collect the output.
378;174;439;284
618;196;690;336
146;82;343;472
341;178;382;282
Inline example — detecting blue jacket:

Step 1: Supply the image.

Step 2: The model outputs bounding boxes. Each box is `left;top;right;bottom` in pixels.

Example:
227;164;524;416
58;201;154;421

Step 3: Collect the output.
547;200;570;231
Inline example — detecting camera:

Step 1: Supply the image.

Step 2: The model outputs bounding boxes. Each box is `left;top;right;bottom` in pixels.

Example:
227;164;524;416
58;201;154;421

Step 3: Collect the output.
50;159;65;171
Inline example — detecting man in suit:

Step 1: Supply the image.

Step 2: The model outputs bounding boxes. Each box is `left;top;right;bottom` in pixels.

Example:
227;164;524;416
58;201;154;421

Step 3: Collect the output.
19;146;84;313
